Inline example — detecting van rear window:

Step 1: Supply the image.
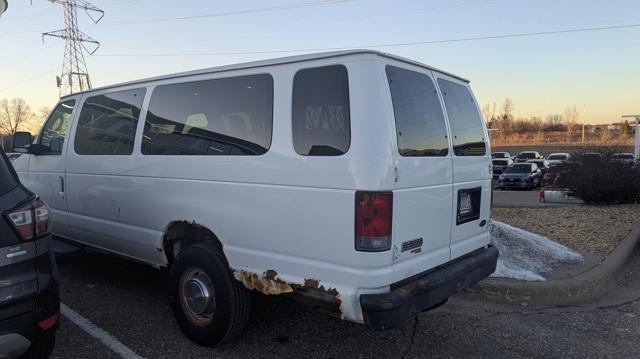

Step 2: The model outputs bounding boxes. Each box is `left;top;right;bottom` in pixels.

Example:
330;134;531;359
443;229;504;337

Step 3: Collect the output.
437;79;486;156
142;74;273;156
386;66;449;157
292;65;350;156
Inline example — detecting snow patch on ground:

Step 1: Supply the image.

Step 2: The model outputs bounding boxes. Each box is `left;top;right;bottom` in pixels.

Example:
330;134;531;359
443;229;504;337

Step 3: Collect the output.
490;220;584;282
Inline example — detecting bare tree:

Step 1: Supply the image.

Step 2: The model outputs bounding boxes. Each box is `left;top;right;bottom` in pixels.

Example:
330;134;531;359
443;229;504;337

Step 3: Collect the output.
499;98;514;122
545;114;564;132
621;120;632;137
499;98;514;130
0;98;34;136
564;105;579;143
530;116;544;132
482;102;497;124
490;98;514;143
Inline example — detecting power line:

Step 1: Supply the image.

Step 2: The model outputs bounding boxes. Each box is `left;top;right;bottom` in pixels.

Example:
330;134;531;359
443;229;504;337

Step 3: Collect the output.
91;0;354;27
0;0;354;35
94;22;640;58
0;67;59;93
0;43;54;69
282;0;500;28
0;0;140;20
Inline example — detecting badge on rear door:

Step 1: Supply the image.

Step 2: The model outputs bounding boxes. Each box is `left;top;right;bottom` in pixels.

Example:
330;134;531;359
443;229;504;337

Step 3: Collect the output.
401;238;423;253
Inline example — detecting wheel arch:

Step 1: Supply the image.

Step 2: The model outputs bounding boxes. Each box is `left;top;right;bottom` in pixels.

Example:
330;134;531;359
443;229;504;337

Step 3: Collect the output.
162;220;226;267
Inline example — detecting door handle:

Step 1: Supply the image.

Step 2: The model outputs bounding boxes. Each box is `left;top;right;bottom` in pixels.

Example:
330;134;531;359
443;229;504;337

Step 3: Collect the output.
59;176;64;193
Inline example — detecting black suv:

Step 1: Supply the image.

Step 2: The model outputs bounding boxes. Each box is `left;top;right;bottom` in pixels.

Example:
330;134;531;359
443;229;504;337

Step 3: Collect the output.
496;163;542;190
0;149;59;358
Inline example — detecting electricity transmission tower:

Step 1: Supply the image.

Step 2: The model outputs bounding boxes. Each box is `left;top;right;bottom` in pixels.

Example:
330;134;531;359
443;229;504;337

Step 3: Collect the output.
42;0;104;97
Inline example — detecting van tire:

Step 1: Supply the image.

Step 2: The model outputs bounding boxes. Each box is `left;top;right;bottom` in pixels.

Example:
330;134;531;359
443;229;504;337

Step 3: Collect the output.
169;242;250;346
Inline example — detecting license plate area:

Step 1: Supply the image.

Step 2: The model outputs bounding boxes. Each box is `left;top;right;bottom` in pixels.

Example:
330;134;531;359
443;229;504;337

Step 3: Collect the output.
456;187;481;225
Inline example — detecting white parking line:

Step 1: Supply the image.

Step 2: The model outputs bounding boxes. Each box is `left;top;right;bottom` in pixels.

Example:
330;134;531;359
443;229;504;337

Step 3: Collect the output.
60;303;143;359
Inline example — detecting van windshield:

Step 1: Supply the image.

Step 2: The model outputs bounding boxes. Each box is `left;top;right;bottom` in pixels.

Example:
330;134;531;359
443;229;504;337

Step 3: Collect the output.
0;151;17;196
548;154;567;160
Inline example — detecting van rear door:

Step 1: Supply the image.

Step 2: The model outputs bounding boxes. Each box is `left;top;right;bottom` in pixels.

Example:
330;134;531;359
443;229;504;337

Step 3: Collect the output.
435;75;491;259
385;65;454;282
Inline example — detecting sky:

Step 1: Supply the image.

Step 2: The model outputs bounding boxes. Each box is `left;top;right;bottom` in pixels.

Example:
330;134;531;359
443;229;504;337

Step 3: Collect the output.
0;0;639;125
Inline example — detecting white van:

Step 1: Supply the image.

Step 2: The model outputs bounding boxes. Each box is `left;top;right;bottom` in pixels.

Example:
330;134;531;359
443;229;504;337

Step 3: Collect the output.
12;50;498;346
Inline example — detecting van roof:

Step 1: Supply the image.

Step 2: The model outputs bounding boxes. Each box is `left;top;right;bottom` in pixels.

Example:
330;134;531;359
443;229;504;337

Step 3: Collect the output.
61;49;469;99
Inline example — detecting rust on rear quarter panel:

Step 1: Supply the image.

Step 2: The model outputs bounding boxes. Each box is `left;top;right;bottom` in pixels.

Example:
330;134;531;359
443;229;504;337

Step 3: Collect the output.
235;270;294;295
234;270;342;313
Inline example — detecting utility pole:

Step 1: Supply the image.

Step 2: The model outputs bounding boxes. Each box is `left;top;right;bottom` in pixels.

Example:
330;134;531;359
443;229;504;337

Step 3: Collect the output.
42;0;104;97
622;115;640;160
581;104;586;144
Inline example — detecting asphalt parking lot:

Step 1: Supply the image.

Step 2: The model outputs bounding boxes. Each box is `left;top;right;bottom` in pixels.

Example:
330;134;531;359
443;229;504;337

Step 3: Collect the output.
51;244;640;359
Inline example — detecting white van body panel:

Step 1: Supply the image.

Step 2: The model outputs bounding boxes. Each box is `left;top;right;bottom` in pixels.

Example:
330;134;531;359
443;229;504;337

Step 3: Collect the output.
13;96;81;240
19;51;492;324
379;58;455;283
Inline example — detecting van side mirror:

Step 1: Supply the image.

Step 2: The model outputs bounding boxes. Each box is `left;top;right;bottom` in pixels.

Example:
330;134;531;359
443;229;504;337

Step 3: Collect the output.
12;132;32;153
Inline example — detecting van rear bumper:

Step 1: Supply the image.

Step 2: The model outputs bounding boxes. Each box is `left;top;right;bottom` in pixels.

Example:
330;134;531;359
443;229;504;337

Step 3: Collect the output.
360;245;498;329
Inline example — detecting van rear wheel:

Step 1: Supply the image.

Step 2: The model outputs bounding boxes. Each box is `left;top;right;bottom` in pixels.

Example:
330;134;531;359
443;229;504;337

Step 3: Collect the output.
169;242;250;346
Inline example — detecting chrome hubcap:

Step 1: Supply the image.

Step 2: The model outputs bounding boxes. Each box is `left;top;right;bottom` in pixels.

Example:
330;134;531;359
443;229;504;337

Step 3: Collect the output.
185;276;213;315
179;268;215;326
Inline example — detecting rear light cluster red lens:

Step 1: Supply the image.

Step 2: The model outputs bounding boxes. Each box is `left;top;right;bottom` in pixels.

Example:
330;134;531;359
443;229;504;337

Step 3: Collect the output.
355;191;392;252
38;311;60;330
6;198;51;241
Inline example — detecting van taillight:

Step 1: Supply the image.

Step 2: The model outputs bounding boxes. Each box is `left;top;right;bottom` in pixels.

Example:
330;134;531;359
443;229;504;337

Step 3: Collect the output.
355;191;392;252
6;198;51;241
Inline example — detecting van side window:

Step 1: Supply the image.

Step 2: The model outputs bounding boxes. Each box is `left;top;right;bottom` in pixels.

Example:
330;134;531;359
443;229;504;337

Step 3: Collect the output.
437;79;486;156
75;89;146;155
141;74;273;156
386;66;449;157
38;100;75;155
292;65;350;156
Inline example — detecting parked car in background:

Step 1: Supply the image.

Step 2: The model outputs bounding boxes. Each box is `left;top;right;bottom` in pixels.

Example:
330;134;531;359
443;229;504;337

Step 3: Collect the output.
7;153;24;161
515;151;542;163
546;152;570;166
497;163;542;190
492;158;513;178
527;159;550;174
492;151;512;160
10;50;498;346
0;149;59;359
612;153;636;163
581;152;603;162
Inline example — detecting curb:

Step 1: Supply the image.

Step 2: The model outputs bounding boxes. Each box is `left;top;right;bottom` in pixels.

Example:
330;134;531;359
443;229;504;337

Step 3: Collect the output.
467;223;640;307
